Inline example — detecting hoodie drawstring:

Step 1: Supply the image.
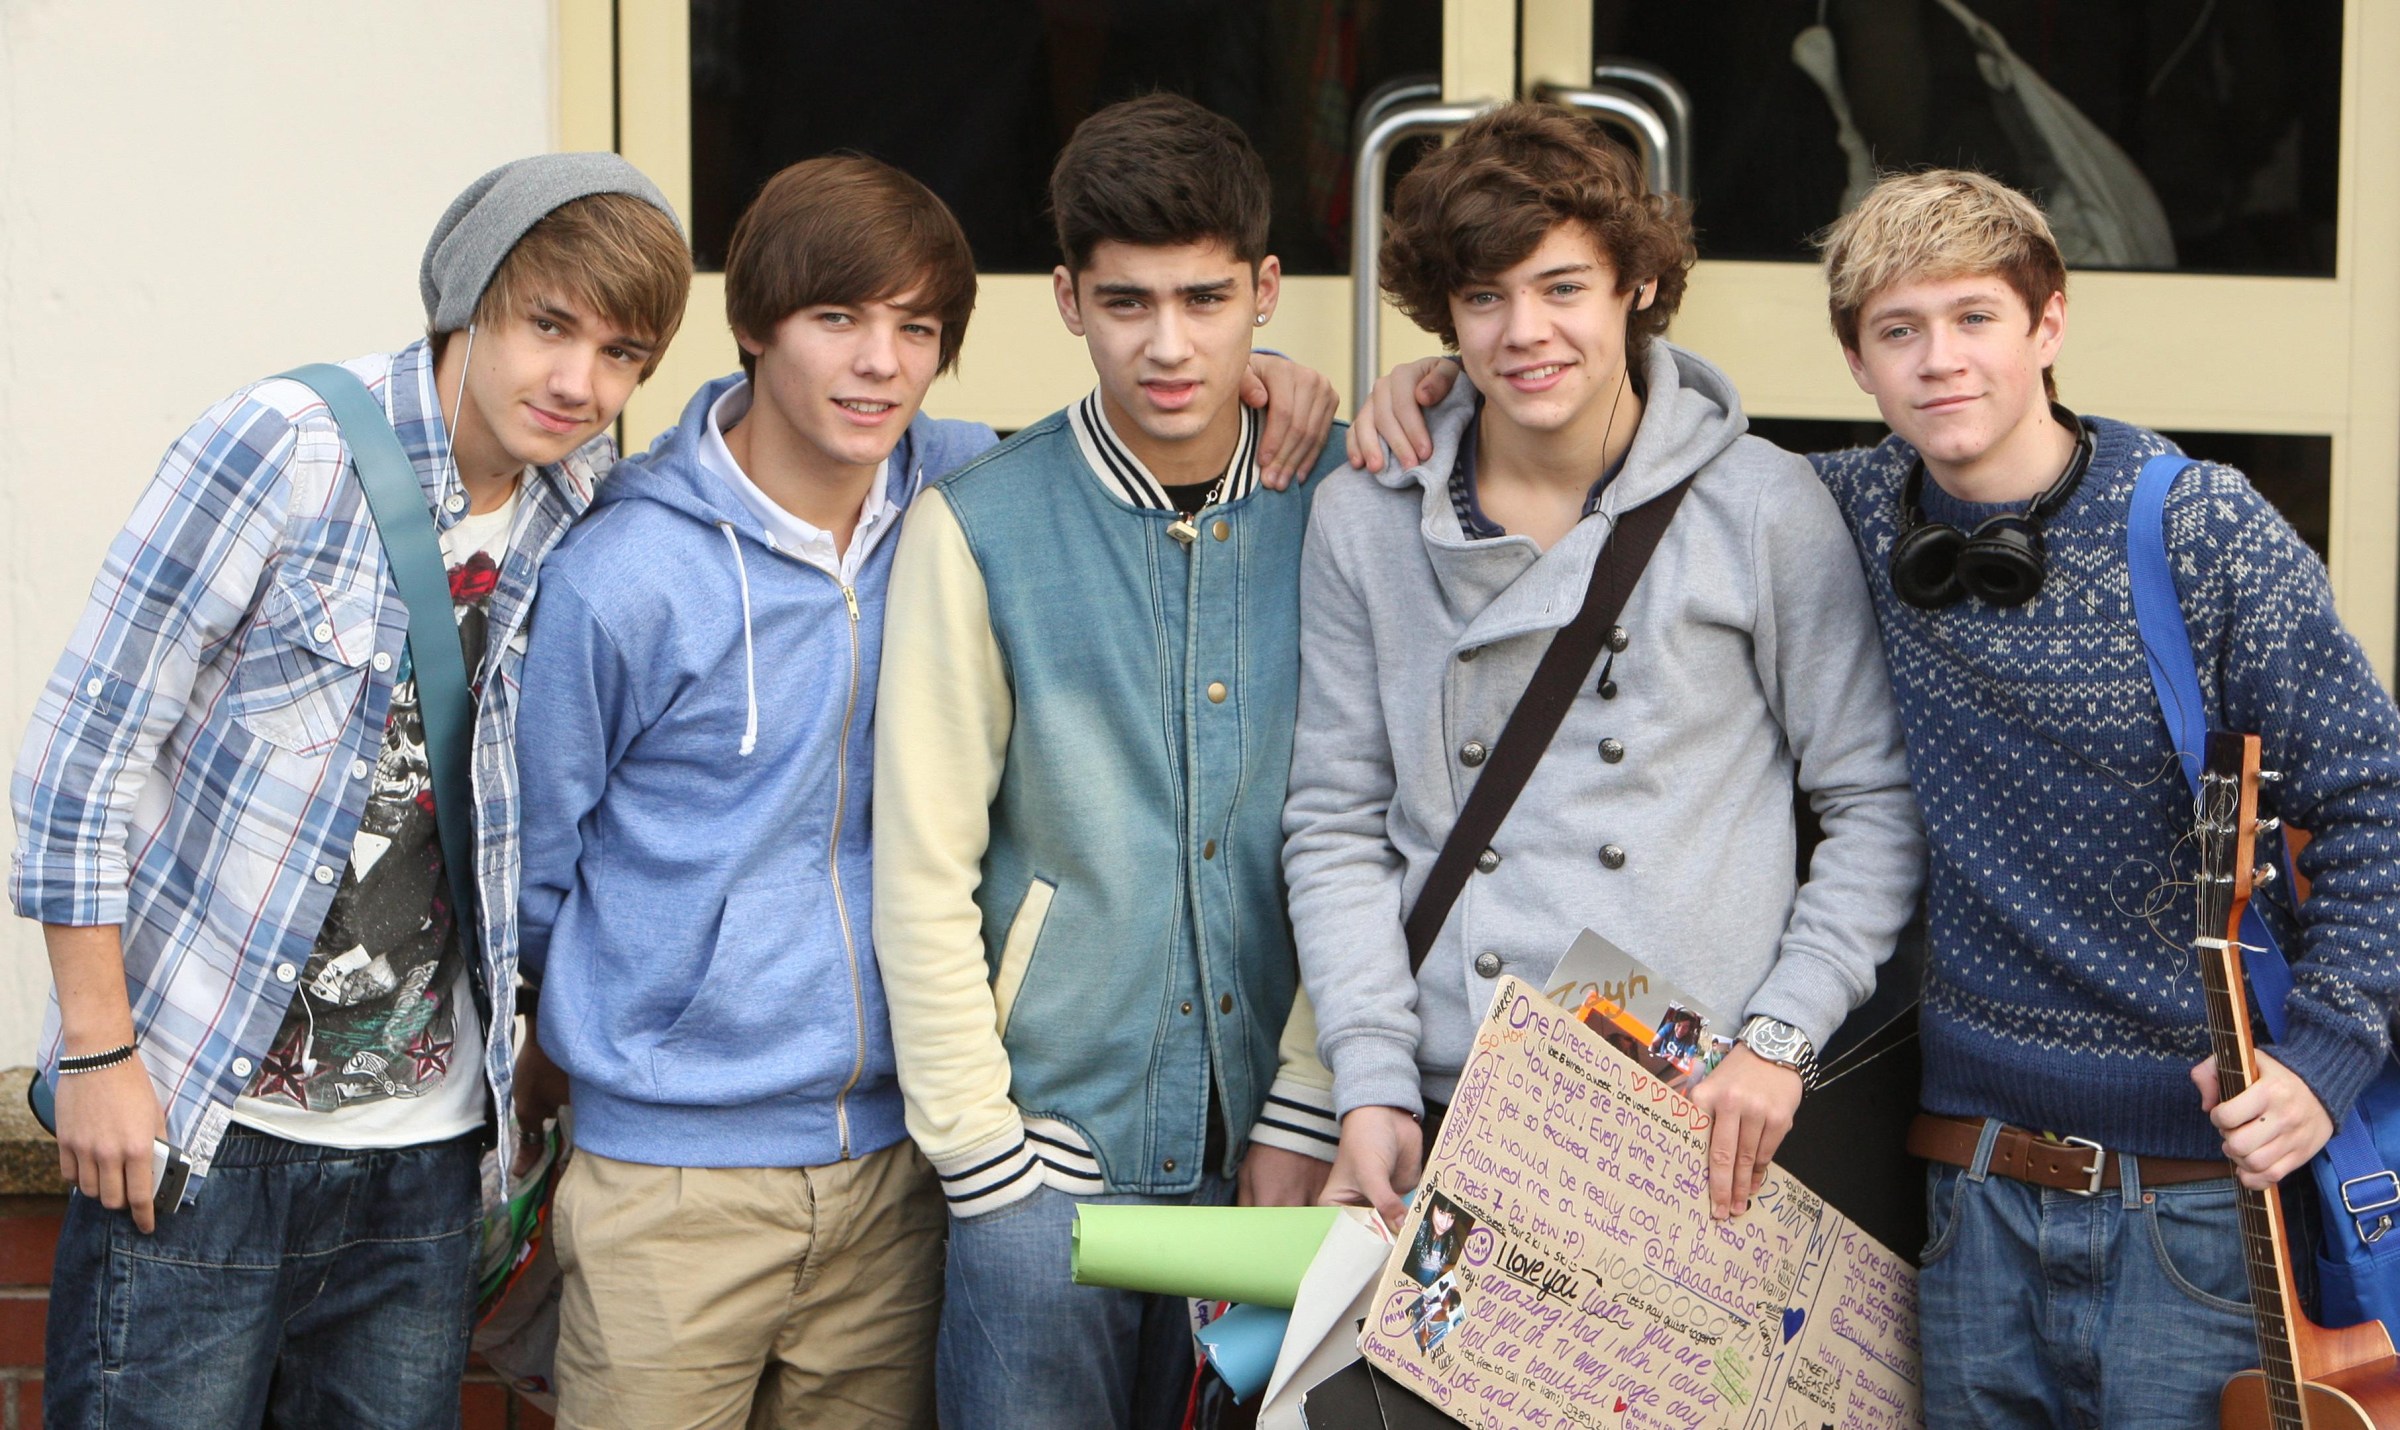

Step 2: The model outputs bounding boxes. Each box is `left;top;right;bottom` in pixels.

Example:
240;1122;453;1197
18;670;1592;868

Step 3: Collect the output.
718;522;760;757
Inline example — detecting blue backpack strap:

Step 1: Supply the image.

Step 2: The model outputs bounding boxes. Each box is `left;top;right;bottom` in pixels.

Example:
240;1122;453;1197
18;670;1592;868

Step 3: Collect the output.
2129;456;2209;781
2129;454;2301;1033
277;364;479;947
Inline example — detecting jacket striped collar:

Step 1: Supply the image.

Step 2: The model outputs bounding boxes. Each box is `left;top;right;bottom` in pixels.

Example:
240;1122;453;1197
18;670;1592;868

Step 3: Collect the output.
1067;389;1260;511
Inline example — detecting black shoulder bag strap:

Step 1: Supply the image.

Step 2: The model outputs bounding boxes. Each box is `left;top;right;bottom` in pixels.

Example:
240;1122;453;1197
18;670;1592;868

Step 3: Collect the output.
1402;476;1695;972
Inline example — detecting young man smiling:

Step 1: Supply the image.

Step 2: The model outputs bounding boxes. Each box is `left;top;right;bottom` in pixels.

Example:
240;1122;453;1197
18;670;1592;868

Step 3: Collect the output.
512;155;983;1430
1811;170;2400;1428
871;94;1350;1428
513;149;1338;1430
1282;102;1921;1236
11;154;688;1429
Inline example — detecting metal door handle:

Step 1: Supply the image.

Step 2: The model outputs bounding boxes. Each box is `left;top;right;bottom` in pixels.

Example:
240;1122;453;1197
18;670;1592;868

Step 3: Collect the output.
1591;60;1694;197
1532;82;1674;199
1351;95;1496;410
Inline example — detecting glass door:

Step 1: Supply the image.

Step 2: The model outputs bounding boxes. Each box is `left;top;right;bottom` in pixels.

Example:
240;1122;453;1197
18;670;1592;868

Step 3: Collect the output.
586;0;1450;449
1532;0;2400;678
574;0;2399;675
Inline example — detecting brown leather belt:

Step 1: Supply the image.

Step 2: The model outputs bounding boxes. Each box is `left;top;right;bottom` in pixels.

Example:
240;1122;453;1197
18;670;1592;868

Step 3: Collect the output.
1907;1113;2230;1195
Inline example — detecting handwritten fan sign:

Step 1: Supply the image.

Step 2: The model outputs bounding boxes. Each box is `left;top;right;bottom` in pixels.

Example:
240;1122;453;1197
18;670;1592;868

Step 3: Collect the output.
1358;977;1920;1430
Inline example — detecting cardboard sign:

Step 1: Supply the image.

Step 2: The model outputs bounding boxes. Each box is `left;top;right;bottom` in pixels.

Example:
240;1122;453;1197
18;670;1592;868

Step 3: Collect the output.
1356;978;1921;1430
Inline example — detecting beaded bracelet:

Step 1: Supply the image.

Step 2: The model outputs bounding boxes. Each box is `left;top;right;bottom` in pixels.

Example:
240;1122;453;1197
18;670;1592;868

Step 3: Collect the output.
56;1043;137;1075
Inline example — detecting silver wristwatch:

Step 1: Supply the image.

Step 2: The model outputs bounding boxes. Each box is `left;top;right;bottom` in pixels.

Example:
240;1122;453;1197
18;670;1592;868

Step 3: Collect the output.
1737;1015;1818;1087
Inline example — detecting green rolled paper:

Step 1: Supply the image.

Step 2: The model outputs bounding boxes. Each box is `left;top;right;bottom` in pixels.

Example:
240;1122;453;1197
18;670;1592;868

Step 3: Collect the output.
1071;1205;1342;1309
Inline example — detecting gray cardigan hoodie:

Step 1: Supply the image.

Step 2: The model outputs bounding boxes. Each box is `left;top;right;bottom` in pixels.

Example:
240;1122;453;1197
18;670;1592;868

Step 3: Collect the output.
1282;341;1924;1116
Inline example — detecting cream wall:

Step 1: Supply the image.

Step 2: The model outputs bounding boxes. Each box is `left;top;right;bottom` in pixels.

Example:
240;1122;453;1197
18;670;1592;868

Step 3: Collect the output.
0;2;557;1063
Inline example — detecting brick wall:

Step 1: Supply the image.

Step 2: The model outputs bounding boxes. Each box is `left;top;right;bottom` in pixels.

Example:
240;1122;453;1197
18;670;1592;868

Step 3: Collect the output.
0;1196;551;1429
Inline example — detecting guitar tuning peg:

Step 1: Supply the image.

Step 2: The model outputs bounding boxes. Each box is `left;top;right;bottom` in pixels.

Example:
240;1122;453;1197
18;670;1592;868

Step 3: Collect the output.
2254;863;2280;888
2256;816;2282;837
2259;769;2286;785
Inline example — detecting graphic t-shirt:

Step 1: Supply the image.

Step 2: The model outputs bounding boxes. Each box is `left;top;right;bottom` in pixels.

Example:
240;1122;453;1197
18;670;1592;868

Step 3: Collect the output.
232;486;520;1147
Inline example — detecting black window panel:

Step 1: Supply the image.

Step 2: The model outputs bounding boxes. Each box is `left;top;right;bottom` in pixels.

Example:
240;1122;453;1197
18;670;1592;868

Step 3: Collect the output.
1593;1;2341;276
690;0;1442;275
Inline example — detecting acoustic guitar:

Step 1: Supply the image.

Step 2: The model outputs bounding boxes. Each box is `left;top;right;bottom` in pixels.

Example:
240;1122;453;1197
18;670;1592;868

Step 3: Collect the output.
2197;731;2400;1427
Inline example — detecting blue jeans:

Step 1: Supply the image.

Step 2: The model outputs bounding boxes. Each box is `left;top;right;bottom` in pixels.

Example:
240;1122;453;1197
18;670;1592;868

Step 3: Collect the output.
939;1177;1232;1430
1919;1119;2258;1428
44;1124;483;1430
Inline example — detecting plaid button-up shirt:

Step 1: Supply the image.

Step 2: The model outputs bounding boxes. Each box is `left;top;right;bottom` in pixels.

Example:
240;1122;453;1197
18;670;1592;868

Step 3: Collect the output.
10;340;604;1182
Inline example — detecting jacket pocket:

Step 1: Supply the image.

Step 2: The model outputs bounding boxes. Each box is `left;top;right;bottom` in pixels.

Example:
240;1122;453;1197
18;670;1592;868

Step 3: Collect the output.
992;877;1056;1039
226;572;377;755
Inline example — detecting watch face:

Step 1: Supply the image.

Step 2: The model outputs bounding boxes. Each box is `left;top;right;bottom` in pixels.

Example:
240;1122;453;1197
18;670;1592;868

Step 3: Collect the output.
1743;1018;1810;1066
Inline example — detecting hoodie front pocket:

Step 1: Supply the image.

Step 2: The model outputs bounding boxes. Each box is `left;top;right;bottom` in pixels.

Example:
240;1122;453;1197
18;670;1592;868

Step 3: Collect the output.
992;877;1056;1039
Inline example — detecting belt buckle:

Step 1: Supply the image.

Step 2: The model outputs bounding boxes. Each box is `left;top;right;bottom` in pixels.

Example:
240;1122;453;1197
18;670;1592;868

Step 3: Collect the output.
2061;1135;2106;1196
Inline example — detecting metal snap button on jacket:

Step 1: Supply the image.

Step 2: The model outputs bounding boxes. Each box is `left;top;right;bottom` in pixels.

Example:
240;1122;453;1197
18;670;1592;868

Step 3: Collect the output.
1599;738;1625;764
1599;844;1627;870
1459;740;1488;767
1474;951;1502;978
1206;681;1227;703
1606;625;1630;652
1475;848;1501;873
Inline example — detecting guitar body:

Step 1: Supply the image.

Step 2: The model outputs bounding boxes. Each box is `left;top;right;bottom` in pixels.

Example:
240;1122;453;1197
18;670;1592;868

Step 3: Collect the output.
2224;1360;2400;1429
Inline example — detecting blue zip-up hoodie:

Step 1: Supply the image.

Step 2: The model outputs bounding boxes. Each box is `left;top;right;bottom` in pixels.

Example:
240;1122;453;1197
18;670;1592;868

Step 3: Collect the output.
516;374;996;1168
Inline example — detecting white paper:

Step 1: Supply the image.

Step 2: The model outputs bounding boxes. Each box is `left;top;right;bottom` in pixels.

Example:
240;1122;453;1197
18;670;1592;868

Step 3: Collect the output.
1257;1207;1393;1429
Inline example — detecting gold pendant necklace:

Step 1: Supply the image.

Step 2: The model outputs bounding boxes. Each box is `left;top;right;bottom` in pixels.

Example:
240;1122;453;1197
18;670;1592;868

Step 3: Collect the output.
1166;470;1231;547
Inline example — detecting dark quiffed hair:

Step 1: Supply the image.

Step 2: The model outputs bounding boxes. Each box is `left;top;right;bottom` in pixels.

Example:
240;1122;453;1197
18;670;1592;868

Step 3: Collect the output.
724;154;978;376
1381;102;1696;361
1049;93;1272;274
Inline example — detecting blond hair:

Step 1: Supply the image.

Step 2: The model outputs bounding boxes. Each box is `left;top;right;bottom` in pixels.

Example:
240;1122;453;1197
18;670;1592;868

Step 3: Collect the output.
1817;170;2066;399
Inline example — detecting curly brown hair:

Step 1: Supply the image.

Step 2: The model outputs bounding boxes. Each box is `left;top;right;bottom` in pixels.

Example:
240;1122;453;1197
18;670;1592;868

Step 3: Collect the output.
1381;102;1694;361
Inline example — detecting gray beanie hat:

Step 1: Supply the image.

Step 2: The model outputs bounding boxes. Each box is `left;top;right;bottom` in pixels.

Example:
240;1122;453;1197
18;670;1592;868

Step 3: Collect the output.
419;152;684;333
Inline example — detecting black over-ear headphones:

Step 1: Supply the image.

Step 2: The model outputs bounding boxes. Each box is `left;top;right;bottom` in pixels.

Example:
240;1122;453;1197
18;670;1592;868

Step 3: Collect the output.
1890;407;2094;609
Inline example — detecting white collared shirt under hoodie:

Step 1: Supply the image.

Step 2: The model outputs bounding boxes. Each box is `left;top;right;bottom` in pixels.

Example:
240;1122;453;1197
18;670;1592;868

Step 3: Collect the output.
700;380;897;584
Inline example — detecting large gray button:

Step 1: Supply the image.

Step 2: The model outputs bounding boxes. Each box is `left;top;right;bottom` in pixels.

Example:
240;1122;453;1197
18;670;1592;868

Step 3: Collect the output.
1475;848;1501;874
1599;844;1627;870
1606;625;1630;653
1457;646;1479;663
1473;951;1503;978
1599;739;1625;764
1459;741;1488;768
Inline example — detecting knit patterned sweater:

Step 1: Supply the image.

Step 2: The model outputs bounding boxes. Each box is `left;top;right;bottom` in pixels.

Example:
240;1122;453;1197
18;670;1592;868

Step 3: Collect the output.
1814;417;2400;1159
